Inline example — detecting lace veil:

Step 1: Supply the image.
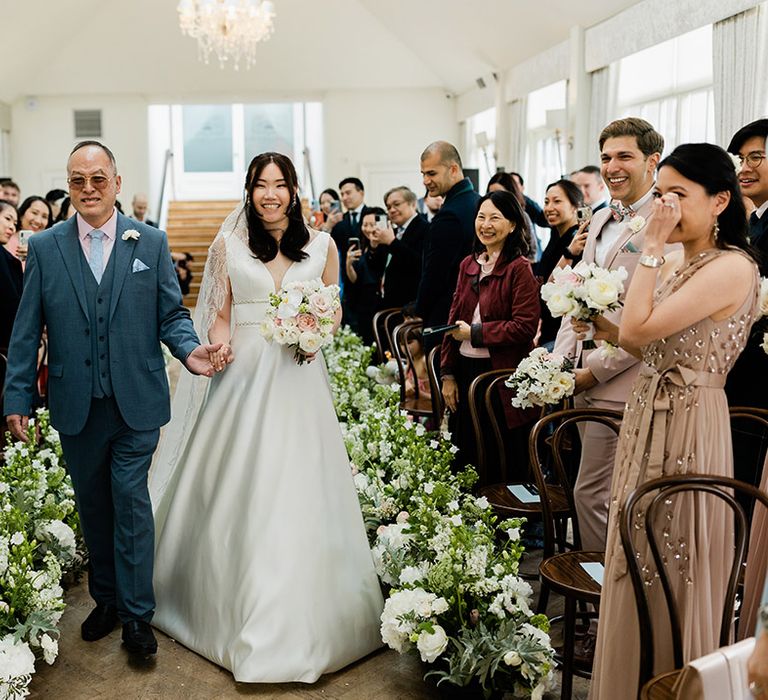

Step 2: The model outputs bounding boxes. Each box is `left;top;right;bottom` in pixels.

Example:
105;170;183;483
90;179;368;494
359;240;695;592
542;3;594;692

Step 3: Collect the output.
149;204;249;512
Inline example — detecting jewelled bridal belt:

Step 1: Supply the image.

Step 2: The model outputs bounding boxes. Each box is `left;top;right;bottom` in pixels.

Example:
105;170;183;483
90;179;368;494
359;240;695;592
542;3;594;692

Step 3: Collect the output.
233;298;269;327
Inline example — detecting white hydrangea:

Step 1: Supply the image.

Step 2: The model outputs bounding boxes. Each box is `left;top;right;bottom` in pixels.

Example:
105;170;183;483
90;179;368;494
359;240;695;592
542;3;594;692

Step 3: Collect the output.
0;635;36;681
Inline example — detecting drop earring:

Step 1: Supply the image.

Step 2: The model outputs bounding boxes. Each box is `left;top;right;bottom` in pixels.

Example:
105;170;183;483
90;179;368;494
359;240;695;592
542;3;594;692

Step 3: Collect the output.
713;220;720;242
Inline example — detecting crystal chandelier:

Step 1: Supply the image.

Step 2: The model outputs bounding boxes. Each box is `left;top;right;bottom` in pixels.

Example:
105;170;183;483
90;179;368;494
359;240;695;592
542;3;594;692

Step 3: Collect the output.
177;0;276;70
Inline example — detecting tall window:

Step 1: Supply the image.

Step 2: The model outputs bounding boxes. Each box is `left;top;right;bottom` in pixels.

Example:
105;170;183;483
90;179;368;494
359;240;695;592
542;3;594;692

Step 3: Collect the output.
616;25;715;149
463;107;496;192
168;102;323;200
525;80;568;204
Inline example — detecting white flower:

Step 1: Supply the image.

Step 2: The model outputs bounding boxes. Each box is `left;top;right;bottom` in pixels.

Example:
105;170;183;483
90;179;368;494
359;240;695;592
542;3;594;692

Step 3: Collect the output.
431;597;449;615
541;289;578;317
40;634;58;665
584;277;621;310
298;331;323;354
416;625;448;663
424;482;434;495
627;215;646;233
0;635;36;679
121;229;140;241
399;566;424;586
258;319;275;341
449;514;462;527
598;341;619;360
447;500;459;512
475;496;490;509
504;650;522;667
10;532;23;546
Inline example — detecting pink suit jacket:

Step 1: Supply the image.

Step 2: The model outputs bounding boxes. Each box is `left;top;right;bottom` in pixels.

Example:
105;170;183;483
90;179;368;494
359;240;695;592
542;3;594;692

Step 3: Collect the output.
553;195;658;403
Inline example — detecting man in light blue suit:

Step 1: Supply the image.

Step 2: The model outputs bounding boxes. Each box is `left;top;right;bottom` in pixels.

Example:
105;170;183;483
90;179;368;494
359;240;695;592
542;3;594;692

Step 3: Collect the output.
3;141;223;659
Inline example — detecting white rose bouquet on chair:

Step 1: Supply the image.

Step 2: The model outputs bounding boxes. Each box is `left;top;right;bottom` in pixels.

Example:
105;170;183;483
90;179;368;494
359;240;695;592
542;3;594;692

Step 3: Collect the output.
505;347;575;408
259;278;340;365
540;261;627;352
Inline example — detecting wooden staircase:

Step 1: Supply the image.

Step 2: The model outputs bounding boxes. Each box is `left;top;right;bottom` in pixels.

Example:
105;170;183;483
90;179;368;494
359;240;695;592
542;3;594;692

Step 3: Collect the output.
165;200;241;307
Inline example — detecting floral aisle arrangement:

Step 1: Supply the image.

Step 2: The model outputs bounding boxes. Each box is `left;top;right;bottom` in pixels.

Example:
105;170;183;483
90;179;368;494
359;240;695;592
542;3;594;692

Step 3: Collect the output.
259;278;341;364
0;409;86;700
506;348;575;409
541;261;627;354
325;328;555;698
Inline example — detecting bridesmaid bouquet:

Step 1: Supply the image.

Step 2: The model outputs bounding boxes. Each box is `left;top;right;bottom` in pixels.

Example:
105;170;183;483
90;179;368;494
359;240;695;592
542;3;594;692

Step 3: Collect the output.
259;278;340;365
506;347;575;408
540;261;627;350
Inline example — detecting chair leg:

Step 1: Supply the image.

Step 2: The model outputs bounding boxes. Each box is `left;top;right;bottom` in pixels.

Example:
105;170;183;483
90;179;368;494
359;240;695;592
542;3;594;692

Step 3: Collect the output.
537;579;550;614
561;596;576;700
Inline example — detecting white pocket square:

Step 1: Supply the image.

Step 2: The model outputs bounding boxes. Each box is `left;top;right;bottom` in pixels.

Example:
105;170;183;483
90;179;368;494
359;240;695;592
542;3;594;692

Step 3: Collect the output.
132;258;150;273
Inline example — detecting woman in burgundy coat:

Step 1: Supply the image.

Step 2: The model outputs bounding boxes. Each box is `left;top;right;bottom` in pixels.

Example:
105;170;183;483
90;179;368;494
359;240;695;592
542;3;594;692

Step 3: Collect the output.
441;190;540;478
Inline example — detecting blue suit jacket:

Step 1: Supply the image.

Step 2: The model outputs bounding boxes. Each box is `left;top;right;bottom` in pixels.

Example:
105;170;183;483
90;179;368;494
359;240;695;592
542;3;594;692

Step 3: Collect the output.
3;213;200;434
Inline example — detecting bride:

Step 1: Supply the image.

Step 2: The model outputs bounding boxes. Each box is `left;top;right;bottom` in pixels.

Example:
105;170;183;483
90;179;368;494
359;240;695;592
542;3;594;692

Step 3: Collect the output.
148;152;384;682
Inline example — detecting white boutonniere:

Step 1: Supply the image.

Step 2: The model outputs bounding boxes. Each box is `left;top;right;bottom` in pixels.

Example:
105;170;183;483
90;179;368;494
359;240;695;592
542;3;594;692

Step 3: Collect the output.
121;229;140;241
627;215;646;234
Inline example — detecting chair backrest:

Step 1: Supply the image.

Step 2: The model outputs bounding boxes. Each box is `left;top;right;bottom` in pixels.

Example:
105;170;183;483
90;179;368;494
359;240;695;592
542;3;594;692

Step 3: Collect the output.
619;474;768;692
467;368;515;485
372;307;402;363
391;320;423;405
383;309;405;359
528;407;622;558
426;346;444;425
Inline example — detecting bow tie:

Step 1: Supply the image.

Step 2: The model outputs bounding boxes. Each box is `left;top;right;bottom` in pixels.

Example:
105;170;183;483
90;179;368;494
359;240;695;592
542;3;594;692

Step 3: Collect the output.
609;202;635;222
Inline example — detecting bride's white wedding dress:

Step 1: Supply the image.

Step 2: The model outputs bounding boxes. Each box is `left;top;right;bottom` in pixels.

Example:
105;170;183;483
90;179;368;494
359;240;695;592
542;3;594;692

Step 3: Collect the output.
149;224;384;683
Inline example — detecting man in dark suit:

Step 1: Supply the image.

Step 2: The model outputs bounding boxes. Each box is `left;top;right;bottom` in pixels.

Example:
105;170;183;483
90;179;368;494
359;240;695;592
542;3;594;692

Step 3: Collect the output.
375;185;427;308
726;118;768;497
331;177;366;332
415;141;480;351
4;141;221;659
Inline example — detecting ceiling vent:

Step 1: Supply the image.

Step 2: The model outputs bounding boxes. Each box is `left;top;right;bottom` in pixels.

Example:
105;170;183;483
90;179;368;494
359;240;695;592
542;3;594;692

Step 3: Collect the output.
74;110;102;138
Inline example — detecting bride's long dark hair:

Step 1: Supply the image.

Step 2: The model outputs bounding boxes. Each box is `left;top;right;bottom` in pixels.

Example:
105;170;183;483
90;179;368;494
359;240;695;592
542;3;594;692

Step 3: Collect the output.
244;152;309;262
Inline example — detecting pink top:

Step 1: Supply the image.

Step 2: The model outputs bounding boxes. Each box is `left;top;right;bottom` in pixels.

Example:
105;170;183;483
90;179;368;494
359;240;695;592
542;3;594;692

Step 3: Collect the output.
77;209;118;273
459;253;495;359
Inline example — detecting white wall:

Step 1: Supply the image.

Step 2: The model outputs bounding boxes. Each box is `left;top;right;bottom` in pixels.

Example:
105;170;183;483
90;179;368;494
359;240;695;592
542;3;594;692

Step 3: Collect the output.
10;95;150;216
322;88;458;206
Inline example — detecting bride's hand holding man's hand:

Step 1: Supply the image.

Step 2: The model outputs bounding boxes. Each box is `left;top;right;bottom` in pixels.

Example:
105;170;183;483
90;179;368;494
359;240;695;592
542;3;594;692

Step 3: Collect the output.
207;343;234;373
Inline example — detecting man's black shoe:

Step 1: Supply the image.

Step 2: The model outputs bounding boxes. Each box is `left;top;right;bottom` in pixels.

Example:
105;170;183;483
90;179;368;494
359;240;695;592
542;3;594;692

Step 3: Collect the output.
81;604;119;642
122;620;158;656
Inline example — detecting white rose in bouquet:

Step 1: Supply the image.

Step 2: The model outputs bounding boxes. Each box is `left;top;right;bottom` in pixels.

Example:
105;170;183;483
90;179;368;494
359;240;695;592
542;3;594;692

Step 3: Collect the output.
417;625;449;663
298;331;324;354
39;634;58;665
540;288;578;317
584;276;622;311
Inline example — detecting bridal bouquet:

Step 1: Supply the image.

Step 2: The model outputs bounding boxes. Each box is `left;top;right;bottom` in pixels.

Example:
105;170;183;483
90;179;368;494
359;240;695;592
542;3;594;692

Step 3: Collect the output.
541;261;627;350
506;348;575;408
260;278;340;365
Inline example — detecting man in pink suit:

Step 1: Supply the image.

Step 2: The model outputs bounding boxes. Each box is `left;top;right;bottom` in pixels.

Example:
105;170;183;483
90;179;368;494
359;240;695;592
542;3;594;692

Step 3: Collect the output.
553;117;665;553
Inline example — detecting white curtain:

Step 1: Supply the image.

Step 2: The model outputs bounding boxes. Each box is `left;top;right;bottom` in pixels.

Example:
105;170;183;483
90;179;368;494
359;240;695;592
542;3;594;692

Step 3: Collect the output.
506;97;528;173
713;3;768;146
588;66;613;150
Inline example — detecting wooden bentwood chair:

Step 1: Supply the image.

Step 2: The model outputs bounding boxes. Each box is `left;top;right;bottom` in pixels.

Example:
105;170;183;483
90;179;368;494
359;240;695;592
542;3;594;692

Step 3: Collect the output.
620;474;768;700
391;320;432;420
371;307;402;364
533;408;622;700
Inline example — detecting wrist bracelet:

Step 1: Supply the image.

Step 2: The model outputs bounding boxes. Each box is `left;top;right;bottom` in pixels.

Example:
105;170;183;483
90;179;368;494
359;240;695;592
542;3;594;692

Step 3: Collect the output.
638;254;665;269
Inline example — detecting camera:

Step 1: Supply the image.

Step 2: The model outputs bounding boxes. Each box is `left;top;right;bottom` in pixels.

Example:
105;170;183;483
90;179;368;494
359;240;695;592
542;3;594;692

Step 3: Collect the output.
576;206;593;224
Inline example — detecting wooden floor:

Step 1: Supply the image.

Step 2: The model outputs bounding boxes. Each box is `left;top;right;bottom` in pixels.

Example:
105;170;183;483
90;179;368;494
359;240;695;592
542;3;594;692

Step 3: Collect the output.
28;565;590;699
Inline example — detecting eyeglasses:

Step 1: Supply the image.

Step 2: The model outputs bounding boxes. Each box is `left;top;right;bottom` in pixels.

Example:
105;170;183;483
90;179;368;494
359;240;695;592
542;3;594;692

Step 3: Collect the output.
67;175;112;190
736;151;766;169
